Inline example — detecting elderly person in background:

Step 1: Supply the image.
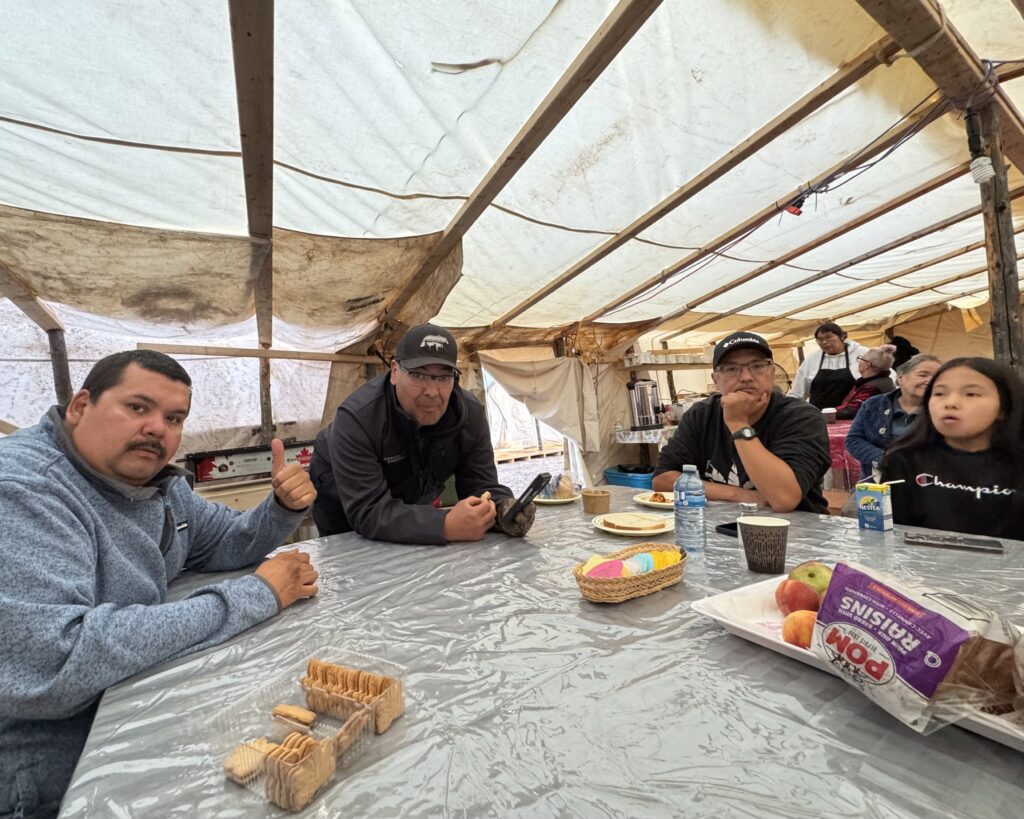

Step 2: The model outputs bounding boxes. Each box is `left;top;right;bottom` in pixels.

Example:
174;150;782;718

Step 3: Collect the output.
788;322;871;410
834;344;896;420
844;353;942;478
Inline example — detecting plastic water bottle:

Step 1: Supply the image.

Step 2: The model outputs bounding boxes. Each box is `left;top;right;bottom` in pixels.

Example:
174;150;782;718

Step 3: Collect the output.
674;464;706;561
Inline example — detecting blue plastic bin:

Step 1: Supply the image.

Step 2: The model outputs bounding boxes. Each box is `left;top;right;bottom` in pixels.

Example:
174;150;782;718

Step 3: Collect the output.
603;467;653;489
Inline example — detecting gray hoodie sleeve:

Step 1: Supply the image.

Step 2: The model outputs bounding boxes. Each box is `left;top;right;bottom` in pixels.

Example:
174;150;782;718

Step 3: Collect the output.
182;486;307;572
0;481;279;721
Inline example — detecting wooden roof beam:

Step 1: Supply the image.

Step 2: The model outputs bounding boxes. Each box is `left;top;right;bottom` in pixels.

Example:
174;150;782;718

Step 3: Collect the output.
229;0;274;347
386;0;662;319
478;35;901;337
854;0;1024;171
581;91;951;331
742;223;1024;335
829;252;1024;324
669;183;1024;339
0;258;63;331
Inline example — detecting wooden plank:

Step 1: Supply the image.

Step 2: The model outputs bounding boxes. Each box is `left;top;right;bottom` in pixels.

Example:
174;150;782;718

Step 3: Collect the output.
854;0;1024;171
663;180;1024;341
386;0;662;317
136;343;378;363
742;223;1024;336
229;0;275;436
482;36;901;333
830;252;1024;322
593;95;950;325
47;329;73;406
977;103;1024;372
0;420;18;435
0;257;64;331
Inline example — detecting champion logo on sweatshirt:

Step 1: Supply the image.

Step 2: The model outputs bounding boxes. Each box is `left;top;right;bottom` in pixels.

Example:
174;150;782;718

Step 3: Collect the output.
915;472;1016;500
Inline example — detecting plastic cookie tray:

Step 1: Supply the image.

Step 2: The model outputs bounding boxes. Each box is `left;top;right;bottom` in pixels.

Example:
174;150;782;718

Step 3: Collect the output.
691;577;1024;754
209;648;407;813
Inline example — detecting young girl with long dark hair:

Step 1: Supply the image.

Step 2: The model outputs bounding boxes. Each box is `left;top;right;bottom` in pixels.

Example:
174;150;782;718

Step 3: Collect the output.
881;357;1024;539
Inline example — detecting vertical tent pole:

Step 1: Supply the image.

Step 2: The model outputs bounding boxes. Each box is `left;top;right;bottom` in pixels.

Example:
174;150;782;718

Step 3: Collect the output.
47;329;73;406
974;104;1024;373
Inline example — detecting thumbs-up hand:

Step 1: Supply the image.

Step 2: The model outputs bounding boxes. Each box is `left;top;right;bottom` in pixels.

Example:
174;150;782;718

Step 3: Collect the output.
270;438;317;511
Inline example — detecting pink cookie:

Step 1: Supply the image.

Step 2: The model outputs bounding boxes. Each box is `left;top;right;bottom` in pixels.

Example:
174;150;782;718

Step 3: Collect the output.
586;559;624;578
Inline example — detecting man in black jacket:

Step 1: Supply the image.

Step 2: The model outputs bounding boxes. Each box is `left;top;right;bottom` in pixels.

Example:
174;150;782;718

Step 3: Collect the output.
311;324;535;544
652;331;830;514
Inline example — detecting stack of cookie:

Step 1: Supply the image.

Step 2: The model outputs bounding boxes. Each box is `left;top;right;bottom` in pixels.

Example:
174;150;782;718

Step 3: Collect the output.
302;657;404;734
223;731;335;812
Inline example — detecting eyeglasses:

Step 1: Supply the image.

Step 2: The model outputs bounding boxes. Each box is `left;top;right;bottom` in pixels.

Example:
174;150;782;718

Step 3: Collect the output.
714;360;774;378
398;361;459;386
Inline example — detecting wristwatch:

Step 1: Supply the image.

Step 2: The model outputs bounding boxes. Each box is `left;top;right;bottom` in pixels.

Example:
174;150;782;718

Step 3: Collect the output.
731;426;758;442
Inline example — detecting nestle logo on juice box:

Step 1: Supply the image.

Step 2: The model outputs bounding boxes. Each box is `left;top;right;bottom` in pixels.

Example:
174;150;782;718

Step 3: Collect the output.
858;496;880;512
818;621;895;685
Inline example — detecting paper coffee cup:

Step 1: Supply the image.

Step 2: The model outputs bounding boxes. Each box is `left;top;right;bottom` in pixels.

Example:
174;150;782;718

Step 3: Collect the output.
581;489;611;515
738;516;790;573
821;407;837;423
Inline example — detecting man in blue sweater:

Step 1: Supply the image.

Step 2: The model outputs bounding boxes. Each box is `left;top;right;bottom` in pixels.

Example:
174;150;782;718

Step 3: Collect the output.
0;351;319;818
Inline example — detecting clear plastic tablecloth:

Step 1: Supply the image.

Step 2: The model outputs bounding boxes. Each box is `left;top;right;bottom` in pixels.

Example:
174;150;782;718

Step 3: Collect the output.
60;487;1024;818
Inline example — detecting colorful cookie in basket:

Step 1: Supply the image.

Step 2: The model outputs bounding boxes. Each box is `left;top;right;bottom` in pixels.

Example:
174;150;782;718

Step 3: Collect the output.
573;543;685;604
303;658;404;733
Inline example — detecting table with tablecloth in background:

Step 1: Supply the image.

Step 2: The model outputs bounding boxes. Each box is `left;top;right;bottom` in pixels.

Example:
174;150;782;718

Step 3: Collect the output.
60;488;1024;818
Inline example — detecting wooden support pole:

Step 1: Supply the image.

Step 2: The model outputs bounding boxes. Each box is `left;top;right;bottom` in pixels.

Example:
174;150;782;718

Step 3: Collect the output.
47;329;73;406
975;104;1024;373
136;342;378;363
661;340;677;401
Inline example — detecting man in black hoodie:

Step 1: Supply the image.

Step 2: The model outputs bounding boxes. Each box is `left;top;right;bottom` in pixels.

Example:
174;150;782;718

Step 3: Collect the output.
310;324;534;544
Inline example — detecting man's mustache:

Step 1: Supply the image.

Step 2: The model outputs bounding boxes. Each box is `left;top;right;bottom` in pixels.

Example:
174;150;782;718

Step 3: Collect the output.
127;440;166;458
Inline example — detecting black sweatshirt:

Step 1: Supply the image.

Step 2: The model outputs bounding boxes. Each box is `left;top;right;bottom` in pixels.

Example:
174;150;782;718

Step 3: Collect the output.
654;392;830;514
882;442;1024;540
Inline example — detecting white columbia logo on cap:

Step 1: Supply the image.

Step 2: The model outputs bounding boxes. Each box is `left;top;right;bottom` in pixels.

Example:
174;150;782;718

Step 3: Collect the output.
722;336;761;348
420;334;449;351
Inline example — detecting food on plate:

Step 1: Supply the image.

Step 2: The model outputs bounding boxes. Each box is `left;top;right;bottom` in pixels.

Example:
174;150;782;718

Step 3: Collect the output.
223;737;279;784
554;474;577;499
775;579;821;616
272;703;317;728
788;560;833;596
601;512;667;531
649;492;669;504
782;610;817;649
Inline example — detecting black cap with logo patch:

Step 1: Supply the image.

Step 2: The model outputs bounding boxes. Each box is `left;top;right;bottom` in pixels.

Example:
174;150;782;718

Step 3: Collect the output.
712;331;773;369
395;324;459;371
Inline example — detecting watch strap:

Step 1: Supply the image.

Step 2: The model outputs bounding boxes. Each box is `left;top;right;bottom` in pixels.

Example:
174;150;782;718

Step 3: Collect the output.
731;426;758;441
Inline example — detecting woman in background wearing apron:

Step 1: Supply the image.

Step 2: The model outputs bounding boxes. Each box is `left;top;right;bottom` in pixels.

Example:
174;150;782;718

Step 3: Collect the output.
789;322;871;410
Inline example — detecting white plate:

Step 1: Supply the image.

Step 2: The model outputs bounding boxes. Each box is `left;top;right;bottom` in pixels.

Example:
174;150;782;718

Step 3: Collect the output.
633;492;674;509
592;513;674;537
691;576;1024;754
534;494;581;505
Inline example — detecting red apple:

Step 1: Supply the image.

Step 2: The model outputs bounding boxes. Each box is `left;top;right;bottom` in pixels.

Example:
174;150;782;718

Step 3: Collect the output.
782;610;817;649
774;579;821;616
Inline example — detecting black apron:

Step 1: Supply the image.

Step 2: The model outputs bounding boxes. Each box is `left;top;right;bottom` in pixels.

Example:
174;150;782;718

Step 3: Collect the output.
808;346;855;409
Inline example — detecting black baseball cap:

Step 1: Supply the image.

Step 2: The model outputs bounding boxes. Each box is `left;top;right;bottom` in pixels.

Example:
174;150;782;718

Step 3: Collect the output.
395;324;459;371
713;331;773;369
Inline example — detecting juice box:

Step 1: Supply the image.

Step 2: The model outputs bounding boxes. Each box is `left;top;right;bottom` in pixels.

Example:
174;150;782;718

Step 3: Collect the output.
855;482;893;531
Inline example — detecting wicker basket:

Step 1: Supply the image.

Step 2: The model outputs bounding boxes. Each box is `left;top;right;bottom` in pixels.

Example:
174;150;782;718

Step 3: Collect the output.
573;543;686;604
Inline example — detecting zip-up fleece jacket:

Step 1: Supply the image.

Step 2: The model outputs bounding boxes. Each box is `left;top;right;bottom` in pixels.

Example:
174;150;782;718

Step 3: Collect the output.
310;374;512;544
0;408;305;819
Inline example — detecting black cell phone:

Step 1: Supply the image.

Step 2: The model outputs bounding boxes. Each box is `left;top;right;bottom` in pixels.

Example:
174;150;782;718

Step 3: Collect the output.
714;521;739;537
503;473;551;525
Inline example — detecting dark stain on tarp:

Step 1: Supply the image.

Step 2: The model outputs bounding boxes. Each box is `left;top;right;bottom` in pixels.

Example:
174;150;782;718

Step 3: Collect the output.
122;287;228;323
344;294;385;312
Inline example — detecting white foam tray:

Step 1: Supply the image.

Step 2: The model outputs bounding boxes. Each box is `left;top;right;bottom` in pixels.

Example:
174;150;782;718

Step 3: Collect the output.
691;576;1024;754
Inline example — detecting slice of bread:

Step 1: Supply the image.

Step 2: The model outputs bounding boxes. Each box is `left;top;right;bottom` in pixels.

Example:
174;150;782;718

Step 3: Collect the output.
602;512;667;531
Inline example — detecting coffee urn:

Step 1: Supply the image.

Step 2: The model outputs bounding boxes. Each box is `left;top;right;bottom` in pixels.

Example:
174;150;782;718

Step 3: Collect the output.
627;379;662;430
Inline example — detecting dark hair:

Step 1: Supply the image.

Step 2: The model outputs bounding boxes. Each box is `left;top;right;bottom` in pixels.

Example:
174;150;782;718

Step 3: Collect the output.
815;322;847;340
889;335;920;367
82;350;192;403
886;357;1024;461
